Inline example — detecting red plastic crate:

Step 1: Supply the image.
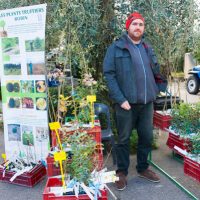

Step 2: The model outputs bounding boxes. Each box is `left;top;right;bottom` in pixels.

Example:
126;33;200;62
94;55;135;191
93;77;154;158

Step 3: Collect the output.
51;126;102;148
166;132;191;151
84;126;101;143
43;177;108;200
184;157;200;182
153;111;172;130
93;146;103;171
46;156;63;177
47;147;103;177
0;163;46;187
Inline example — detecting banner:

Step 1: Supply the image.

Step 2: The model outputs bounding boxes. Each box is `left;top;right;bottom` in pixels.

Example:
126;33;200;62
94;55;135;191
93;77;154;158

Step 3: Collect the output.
0;4;49;163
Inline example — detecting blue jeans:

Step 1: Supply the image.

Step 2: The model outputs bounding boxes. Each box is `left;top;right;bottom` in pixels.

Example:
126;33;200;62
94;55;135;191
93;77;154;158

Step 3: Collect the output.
114;102;153;175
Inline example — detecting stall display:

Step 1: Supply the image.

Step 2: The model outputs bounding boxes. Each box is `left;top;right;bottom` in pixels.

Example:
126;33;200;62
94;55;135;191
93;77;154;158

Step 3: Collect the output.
166;102;200;182
184;156;200;182
0;161;46;187
45;121;118;200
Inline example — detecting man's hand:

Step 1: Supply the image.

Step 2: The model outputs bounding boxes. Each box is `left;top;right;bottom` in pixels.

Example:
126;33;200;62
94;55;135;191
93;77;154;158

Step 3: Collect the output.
120;101;131;110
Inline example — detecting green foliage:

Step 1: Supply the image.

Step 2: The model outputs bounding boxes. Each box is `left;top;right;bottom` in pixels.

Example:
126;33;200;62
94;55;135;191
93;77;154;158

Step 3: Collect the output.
171;102;200;136
2;37;19;50
25;38;45;52
0;0;199;75
115;0;198;74
77;106;91;124
130;131;138;154
190;132;200;154
22;132;34;145
130;130;158;154
0;20;5;29
48;81;72;122
62;131;96;184
192;33;200;63
171;102;200;155
1;1;199;146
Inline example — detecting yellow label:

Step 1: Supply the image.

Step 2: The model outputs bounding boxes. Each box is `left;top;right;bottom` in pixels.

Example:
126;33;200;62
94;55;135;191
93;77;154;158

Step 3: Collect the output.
49;122;61;130
54;151;67;161
1;153;6;160
87;95;96;102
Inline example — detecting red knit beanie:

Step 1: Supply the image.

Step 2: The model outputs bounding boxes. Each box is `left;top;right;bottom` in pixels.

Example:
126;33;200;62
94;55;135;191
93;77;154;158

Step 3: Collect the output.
125;12;144;30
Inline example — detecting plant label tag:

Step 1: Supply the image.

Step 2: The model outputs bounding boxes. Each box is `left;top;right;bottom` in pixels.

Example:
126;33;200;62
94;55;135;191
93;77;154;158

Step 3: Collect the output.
1;153;6;162
54;151;67;161
80;182;94;200
50;187;73;196
49;122;61;130
100;171;119;183
174;146;187;156
87;95;96;103
74;182;79;198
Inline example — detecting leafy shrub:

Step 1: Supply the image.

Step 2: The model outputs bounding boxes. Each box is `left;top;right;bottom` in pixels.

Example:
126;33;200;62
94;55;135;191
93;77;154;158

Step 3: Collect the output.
171;102;200;136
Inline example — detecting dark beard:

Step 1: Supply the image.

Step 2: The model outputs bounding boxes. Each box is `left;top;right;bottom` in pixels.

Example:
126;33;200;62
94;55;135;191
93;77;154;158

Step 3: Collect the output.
129;34;142;42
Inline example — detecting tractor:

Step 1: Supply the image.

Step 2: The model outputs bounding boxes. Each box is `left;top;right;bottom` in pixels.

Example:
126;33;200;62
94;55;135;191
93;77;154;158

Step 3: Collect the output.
186;65;200;94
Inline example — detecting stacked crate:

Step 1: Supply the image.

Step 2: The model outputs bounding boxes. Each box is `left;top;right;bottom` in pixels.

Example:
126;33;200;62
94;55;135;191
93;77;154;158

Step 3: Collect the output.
153;111;172;130
184;156;200;182
46;126;103;177
166;130;200;183
0;163;46;187
44;125;106;199
166;131;191;156
43;177;108;200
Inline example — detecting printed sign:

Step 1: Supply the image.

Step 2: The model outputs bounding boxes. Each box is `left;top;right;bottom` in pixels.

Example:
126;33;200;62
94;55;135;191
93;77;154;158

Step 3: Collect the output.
0;4;49;163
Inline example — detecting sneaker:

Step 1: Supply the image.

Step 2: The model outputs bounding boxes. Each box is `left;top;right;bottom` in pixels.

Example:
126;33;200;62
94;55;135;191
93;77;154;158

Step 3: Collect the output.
115;172;127;191
138;168;160;183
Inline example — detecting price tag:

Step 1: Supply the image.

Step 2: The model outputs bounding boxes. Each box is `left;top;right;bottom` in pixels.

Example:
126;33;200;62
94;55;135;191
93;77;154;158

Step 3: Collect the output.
1;154;6;162
86;95;96;127
54;151;67;162
53;151;67;189
49;122;61;130
87;95;96;103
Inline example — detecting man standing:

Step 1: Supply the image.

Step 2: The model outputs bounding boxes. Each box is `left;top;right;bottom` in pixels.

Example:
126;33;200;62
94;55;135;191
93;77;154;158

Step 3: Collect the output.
103;12;167;190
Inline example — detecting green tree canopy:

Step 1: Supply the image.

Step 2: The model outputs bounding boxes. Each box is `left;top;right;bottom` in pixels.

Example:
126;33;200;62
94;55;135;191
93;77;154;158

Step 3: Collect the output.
115;0;199;75
0;0;199;77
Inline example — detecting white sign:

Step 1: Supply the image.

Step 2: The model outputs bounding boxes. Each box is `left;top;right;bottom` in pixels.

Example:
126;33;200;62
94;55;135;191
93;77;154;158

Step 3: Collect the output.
0;4;49;163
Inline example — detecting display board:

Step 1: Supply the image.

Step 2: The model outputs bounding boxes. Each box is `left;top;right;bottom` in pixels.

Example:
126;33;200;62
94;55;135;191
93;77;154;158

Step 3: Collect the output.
0;4;49;163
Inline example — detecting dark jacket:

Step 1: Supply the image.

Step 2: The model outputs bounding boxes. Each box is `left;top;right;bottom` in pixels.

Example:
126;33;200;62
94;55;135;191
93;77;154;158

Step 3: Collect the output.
103;33;167;105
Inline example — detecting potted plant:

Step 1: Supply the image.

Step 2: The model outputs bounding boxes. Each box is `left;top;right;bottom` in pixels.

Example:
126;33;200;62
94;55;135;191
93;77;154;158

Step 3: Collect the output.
167;102;200;181
184;132;200;183
170;103;200;137
167;103;200;152
44;130;109;200
63;131;97;182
